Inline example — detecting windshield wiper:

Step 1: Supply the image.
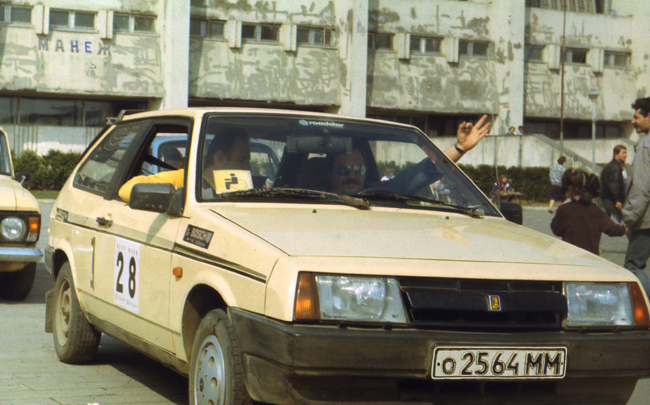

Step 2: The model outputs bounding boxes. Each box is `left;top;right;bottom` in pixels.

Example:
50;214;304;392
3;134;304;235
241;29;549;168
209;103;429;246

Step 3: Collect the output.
356;192;484;218
219;188;370;210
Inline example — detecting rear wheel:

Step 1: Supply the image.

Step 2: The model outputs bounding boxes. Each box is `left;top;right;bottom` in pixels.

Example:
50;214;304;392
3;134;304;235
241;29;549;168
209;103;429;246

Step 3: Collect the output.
53;262;101;363
189;309;251;405
0;262;36;301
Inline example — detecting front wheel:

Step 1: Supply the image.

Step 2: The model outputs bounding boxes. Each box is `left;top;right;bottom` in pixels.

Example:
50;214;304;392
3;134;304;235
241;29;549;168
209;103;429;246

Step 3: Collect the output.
189;309;251;405
0;262;36;301
53;262;101;363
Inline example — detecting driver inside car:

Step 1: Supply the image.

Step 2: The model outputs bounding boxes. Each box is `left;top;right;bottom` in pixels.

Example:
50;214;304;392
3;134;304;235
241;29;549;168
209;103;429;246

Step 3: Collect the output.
326;114;491;196
118;129;250;202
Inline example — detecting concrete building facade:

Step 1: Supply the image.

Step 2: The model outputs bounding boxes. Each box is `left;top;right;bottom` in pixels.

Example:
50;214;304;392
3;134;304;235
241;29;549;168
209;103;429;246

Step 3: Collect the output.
0;0;647;168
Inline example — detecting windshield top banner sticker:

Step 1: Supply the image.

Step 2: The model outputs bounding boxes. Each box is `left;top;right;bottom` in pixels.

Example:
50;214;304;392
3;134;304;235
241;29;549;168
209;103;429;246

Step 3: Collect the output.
184;225;214;249
298;119;344;128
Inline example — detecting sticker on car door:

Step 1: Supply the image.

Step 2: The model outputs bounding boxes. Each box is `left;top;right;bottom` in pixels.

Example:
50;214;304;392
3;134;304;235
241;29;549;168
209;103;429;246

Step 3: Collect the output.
114;237;140;313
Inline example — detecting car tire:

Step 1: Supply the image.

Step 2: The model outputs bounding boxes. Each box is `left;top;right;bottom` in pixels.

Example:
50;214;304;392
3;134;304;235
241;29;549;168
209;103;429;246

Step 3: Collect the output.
189;309;251;405
53;262;101;363
0;262;36;301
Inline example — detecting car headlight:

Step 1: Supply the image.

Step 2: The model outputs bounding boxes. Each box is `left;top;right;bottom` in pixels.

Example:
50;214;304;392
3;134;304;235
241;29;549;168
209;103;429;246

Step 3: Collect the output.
294;273;408;324
565;282;650;329
1;217;25;241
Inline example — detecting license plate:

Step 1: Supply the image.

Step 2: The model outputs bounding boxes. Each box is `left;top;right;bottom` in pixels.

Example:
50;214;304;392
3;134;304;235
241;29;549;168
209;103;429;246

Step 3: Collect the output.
432;346;567;380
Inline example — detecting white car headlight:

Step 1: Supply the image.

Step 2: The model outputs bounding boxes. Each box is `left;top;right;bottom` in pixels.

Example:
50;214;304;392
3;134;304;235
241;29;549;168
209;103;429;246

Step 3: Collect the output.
294;273;407;324
565;283;635;328
1;217;26;241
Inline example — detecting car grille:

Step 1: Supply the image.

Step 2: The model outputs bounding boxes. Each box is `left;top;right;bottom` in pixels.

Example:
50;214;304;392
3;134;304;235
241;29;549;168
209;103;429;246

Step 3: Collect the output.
399;277;567;331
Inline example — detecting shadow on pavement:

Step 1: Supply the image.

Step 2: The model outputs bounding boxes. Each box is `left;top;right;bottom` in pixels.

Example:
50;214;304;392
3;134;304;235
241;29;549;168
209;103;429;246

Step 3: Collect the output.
0;263;51;305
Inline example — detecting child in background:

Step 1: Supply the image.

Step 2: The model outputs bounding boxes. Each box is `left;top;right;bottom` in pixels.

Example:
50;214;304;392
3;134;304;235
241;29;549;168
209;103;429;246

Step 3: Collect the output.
551;169;626;255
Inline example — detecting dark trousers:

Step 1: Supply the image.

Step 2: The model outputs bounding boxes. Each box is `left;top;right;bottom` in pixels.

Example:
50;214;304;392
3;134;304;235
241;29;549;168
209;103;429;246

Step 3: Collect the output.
624;228;650;298
600;198;623;222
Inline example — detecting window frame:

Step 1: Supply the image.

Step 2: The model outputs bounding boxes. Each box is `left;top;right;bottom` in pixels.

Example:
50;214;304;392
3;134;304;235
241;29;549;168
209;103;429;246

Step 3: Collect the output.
368;32;393;51
49;9;95;31
113;13;156;34
0;5;31;24
296;26;334;47
409;35;442;55
459;40;490;58
241;23;280;43
604;51;631;69
564;47;588;65
190;18;225;39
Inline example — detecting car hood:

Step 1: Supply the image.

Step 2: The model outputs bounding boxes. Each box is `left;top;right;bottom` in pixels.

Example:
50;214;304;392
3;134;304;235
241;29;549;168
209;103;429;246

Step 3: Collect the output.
211;205;614;268
0;175;39;212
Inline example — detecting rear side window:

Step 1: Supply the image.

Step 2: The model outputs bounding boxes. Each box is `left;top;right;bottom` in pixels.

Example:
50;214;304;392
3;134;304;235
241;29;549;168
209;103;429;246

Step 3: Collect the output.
73;122;144;196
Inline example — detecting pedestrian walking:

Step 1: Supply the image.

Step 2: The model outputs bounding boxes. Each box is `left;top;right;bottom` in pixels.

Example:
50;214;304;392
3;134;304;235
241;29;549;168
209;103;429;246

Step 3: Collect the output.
548;155;566;213
622;97;650;297
551;169;626;255
600;145;628;222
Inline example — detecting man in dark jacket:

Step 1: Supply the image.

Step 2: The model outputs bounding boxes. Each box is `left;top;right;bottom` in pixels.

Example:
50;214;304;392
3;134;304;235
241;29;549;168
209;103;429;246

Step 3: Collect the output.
600;144;627;222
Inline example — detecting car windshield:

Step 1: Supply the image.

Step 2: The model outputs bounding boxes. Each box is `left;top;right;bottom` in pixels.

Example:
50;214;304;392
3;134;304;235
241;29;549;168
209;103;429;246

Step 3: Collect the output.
197;113;500;217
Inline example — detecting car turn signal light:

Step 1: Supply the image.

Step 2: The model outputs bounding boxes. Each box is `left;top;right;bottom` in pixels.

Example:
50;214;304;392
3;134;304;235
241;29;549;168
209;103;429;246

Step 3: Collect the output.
294;272;319;321
630;283;650;328
27;216;40;242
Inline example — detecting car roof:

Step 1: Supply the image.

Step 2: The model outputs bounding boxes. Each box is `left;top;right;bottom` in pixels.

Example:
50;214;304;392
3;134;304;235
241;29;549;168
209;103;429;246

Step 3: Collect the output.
119;107;416;130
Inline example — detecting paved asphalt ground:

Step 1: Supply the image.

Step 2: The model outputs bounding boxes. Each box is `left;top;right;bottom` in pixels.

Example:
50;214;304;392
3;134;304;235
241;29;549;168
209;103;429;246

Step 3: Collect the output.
0;202;647;404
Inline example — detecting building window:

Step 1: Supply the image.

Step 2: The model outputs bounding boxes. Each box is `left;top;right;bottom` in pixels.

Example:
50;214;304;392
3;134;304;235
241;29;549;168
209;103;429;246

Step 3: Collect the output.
526;0;606;14
297;27;334;47
113;14;155;33
604;51;630;68
0;5;31;24
5;97;144;127
459;40;489;57
525;45;544;62
368;32;392;50
190;19;225;38
50;9;95;31
241;23;279;42
410;36;441;54
564;47;587;64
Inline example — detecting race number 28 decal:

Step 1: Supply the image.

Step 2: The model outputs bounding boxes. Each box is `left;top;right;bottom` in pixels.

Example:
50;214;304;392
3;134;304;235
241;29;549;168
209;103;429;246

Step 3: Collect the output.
114;237;140;313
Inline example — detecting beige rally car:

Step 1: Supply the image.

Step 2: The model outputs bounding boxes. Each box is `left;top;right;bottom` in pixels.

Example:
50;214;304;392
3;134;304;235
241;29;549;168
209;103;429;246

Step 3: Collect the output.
45;108;650;404
0;128;42;301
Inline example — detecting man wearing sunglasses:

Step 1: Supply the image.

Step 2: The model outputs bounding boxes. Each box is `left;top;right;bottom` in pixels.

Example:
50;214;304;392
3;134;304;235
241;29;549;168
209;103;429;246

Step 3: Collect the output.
328;115;491;196
329;149;368;195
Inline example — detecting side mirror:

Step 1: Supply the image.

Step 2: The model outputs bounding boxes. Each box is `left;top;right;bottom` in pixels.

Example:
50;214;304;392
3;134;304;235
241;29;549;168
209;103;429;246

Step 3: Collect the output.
129;183;176;214
499;201;523;225
16;171;30;185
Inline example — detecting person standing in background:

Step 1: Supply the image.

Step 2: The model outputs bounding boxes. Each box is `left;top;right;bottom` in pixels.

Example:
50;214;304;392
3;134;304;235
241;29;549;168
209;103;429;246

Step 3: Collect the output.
600;145;627;222
622;97;650;298
551;169;626;255
548;155;566;213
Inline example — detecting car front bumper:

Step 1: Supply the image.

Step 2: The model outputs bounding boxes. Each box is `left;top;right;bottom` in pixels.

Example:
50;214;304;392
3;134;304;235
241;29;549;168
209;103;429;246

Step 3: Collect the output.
229;307;650;404
0;246;42;263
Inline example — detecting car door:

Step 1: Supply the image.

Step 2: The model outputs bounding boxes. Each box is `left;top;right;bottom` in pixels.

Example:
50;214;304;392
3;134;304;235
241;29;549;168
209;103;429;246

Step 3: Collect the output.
62;120;147;326
71;118;190;353
101;120;190;353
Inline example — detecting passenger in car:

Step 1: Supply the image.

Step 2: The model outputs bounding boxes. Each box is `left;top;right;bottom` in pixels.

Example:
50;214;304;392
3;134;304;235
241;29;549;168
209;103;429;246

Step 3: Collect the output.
118;129;250;202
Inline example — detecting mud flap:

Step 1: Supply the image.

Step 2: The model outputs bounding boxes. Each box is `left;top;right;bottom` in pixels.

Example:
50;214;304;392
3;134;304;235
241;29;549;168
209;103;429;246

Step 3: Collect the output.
44;289;55;333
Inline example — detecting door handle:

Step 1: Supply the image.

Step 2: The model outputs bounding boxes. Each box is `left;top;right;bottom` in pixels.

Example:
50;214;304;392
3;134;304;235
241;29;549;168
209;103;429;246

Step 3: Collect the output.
96;217;113;227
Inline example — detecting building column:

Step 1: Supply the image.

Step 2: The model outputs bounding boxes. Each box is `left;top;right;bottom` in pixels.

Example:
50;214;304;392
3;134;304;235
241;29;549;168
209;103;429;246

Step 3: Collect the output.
491;1;525;136
152;0;190;110
337;0;368;118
